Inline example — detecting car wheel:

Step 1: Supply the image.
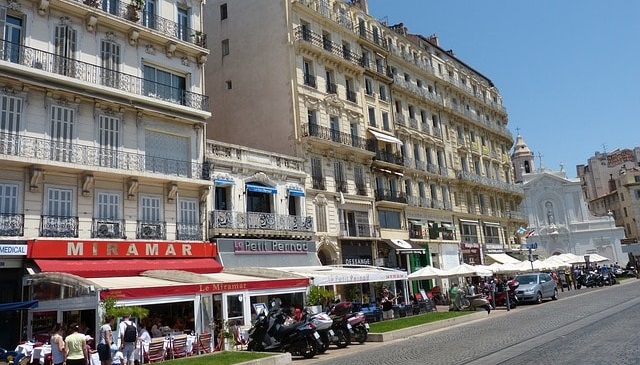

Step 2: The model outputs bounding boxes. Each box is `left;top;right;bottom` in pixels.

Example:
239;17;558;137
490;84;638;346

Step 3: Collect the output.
535;292;543;304
551;288;558;300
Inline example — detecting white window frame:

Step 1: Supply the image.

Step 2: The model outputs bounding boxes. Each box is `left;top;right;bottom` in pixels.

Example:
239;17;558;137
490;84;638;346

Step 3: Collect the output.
45;186;75;217
95;190;121;220
178;198;198;224
140;194;162;222
0;181;21;214
0;93;24;134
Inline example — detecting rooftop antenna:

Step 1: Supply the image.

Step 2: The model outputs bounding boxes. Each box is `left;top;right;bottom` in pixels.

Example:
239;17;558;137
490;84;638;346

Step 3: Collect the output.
515;127;521;135
537;151;544;171
601;143;607;153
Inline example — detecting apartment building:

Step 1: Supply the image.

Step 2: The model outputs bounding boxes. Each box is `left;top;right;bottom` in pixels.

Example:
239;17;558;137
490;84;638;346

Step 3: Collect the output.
203;0;525;275
0;0;210;344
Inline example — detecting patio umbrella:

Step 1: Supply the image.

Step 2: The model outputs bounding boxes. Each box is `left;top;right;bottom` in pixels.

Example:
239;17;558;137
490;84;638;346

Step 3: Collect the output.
588;253;611;263
513;259;549;272
542;256;571;270
408;265;446;280
556;253;585;264
489;262;522;274
439;263;493;277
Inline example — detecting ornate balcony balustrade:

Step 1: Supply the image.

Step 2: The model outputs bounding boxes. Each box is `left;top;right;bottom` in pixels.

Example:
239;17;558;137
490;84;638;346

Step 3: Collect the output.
456;171;524;194
335;180;348;193
0;132;206;179
176;222;203;241
312;176;326;190
302;123;372;152
137;221;167;240
40;215;79;238
0;213;23;236
355;184;368;196
92;218;125;239
339;222;379;238
356;25;387;49
0;42;208;111
374;149;404;165
210;210;313;232
294;26;361;67
77;0;207;47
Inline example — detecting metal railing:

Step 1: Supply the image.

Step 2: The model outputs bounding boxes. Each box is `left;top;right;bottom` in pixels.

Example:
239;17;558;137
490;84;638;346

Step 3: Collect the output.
40;215;79;238
374;189;407;203
0;41;209;111
209;210;313;232
294;26;361;67
0;213;23;236
456;171;524;194
335;180;348;193
137;221;167;240
339;222;379;238
77;0;207;47
176;222;203;241
0;132;205;179
92;218;125;239
301;123;372;152
374;149;404;165
312;176;326;190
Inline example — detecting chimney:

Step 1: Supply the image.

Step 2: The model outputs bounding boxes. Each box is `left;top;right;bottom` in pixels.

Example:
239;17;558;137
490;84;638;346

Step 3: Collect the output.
427;34;439;46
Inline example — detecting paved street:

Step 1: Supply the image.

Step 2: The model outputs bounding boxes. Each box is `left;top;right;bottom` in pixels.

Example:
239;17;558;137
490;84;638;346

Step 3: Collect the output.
294;279;640;365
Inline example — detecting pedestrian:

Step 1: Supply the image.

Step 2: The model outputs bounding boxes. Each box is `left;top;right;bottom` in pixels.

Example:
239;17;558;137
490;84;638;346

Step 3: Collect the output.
448;283;460;310
65;323;89;365
564;268;572;291
118;314;137;365
380;288;395;320
51;323;66;365
97;316;114;365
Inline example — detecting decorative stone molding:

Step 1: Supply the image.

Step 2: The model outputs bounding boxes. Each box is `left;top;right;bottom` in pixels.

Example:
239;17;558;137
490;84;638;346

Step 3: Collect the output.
8;0;23;13
85;13;98;32
166;183;178;203
181;56;190;67
197;52;208;65
165;42;177;58
29;167;43;192
199;186;211;203
129;28;140;46
82;174;94;196
127;178;138;199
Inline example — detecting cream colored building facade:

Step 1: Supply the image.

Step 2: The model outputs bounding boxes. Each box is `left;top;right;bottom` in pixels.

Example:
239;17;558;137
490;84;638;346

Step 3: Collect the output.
0;0;211;340
203;0;525;271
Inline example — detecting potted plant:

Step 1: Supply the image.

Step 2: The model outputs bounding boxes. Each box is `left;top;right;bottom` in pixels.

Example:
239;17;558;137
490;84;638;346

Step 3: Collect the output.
127;0;145;22
103;296;149;322
192;31;206;47
306;285;334;313
221;320;236;350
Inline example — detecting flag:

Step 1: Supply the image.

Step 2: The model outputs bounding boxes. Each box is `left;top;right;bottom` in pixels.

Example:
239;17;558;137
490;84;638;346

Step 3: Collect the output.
339;191;345;205
516;226;526;235
526;229;537;238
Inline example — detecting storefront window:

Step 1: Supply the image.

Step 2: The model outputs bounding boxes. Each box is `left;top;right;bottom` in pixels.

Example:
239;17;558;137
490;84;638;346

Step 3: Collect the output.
29;281;93;301
226;294;244;326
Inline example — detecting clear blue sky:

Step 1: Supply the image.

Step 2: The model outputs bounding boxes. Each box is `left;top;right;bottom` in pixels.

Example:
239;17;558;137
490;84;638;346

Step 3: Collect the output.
368;0;639;178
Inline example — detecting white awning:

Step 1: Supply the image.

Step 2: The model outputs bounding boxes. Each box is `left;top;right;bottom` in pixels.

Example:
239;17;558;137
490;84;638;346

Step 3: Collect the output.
271;265;408;286
485;253;521;264
368;129;403;145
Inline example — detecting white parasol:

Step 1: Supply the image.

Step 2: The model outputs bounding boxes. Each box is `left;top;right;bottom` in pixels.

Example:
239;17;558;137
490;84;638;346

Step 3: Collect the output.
408;265;446;280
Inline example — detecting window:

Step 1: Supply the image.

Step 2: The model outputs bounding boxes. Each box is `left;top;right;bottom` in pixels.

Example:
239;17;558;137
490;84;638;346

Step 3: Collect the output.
334;161;346;192
143;0;157;29
483;225;500;244
345;77;356;102
214;186;229;210
46;187;73;217
177;7;189;42
54;24;77;76
98;114;120;167
405;180;412;196
307;109;317;125
97;192;120;220
49;105;75;162
460;223;478;243
329;116;340;142
315;204;327;232
350;122;359;147
311;157;324;189
101;0;118;15
355;166;365;190
368;107;376;127
246;183;273;213
4;15;23;63
179;199;198;224
326;70;336;94
143;65;186;105
221;38;229;56
225;80;232;89
379;85;387;101
303;60;315;87
378;210;401;229
220;3;228;20
0;183;19;214
100;39;121;88
1;93;22;139
381;111;389;130
365;78;374;96
140;195;161;222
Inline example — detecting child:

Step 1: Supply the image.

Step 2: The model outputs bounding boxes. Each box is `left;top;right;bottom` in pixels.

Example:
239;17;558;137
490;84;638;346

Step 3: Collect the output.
110;344;124;365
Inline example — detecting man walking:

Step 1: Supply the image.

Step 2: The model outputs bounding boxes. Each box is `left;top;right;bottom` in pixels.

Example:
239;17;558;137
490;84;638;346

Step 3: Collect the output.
119;314;137;365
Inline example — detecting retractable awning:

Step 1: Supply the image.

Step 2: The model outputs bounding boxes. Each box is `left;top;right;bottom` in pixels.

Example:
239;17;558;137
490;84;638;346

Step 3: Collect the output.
382;239;426;254
0;300;38;311
246;183;277;194
214;179;235;186
368;129;403;145
270;265;408;286
288;188;305;197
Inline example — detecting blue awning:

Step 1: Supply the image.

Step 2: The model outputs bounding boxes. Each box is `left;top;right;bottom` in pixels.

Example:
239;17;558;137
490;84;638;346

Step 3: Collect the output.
214;179;235;186
288;188;305;197
0;300;38;311
246;183;277;194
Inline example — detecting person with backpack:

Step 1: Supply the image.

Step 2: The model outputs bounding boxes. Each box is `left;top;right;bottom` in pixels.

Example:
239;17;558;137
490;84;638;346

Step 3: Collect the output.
118;314;137;365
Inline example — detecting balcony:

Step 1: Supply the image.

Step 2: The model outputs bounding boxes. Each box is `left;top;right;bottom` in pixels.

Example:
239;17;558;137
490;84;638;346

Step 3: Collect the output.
375;189;407;204
0;213;24;236
326;82;337;94
456;171;524;195
312;176;326;190
355;185;368;196
294;26;361;68
0;132;206;179
356;25;388;50
0;42;209;111
75;0;207;48
91;218;125;239
335;180;348;193
346;90;358;103
176;222;203;241
374;149;404;166
301;123;372;152
137;221;167;240
40;215;79;238
303;73;317;88
339;223;379;238
209;210;313;235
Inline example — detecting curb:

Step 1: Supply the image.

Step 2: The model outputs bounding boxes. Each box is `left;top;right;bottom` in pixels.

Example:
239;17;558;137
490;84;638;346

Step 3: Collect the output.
236;353;291;365
367;311;489;342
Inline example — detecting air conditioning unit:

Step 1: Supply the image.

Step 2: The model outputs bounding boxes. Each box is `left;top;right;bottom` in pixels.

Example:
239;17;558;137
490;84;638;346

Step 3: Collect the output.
140;223;159;239
96;222;120;238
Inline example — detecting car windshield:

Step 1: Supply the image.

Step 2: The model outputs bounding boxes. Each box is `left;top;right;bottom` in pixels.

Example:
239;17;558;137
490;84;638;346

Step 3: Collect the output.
515;275;538;284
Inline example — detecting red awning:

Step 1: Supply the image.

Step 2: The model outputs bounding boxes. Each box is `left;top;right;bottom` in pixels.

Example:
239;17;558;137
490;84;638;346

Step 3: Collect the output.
34;258;223;278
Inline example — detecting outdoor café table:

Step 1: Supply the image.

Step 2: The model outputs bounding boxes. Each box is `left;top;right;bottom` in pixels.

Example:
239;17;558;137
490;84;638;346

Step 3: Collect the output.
31;345;51;365
15;342;35;356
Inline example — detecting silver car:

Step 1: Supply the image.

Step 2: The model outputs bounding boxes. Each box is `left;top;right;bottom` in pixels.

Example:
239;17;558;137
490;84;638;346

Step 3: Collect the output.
514;273;558;304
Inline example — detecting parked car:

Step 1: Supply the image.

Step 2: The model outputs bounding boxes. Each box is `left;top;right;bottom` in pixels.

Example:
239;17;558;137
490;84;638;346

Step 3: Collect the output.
514;272;558;304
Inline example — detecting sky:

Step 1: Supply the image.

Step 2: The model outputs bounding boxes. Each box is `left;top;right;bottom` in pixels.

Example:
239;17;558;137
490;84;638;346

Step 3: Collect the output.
367;0;639;178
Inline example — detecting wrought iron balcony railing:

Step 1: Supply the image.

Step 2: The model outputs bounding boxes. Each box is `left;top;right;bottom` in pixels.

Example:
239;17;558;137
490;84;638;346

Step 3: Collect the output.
294;26;362;68
355;184;368;196
374;149;404;165
312;176;326;190
137;221;167;240
176;222;203;241
301;123;373;152
40;215;79;238
335;180;348;193
77;0;207;48
0;41;209;111
92;218;125;239
339;222;379;238
374;189;407;204
346;90;358;103
0;132;206;179
303;73;316;88
209;210;313;232
0;213;24;236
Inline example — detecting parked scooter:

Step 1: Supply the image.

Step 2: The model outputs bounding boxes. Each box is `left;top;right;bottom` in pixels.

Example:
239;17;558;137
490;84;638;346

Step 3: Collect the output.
450;288;491;313
327;301;353;348
576;271;598;289
246;307;318;359
346;310;369;344
309;310;333;353
493;279;519;309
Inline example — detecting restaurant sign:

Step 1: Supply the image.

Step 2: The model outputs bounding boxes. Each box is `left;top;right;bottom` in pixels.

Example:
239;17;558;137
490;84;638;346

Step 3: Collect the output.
27;239;217;259
217;239;313;254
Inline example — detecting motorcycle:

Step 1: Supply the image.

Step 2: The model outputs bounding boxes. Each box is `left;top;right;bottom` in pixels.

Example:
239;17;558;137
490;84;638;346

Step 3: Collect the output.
246;307;318;359
327;301;353;348
450;289;491;313
575;271;598;289
346;310;369;344
309;310;333;353
493;280;519;309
